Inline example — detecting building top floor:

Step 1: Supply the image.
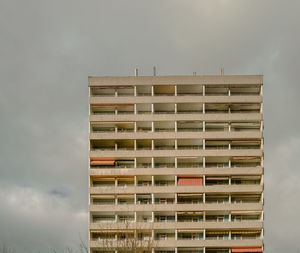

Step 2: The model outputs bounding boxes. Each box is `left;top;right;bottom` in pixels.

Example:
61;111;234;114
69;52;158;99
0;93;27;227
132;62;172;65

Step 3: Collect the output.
88;75;263;87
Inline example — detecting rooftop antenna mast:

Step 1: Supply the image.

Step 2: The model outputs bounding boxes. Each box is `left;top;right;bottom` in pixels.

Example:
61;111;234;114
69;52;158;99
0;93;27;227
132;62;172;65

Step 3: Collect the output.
153;66;156;76
134;68;138;76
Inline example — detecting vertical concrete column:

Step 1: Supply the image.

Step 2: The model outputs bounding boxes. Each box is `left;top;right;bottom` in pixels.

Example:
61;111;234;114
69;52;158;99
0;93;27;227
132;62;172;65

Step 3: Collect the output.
229;176;231;185
115;178;118;187
152;193;154;204
203;230;206;240
134;212;137;222
151;157;154;168
115;195;118;205
229;230;231;240
228;159;231;168
134;140;137;151
152;211;154;222
203;157;206;168
203;175;206;186
203;139;205;150
228;87;231;96
134;104;137;115
202;85;205;96
175;211;178;222
134;158;137;168
229;194;231;204
203;247;206;253
229;122;231;132
175;103;177;114
175;139;178;150
175;248;178;253
203;193;206;203
115;214;118;222
151;103;154;114
229;212;231;222
175;229;178;240
175;157;177;169
203;211;206;221
175;85;177;96
175;175;177;186
134;86;137;96
203;121;205;132
152;121;154;132
115;89;117;97
134;193;137;205
152;176;154;186
175;121;177;132
134;122;137;132
203;103;205;114
152;139;154;150
175;192;177;204
151;85;154;96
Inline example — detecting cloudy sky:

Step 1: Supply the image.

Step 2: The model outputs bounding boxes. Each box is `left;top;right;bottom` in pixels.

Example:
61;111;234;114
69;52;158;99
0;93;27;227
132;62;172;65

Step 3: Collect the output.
0;0;299;252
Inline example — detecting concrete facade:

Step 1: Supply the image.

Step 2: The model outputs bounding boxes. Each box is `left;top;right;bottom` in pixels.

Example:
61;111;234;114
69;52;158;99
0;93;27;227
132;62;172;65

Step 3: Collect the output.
88;74;264;253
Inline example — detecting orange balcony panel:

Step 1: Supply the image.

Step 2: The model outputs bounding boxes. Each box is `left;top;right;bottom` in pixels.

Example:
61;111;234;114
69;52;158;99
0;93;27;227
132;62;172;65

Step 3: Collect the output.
232;247;262;253
177;177;203;186
90;157;115;166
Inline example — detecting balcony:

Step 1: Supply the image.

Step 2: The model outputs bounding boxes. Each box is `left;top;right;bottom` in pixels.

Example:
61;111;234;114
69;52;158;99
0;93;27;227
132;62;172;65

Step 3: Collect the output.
137;194;152;205
178;232;204;240
155;232;175;241
206;231;229;240
177;194;203;205
155;215;175;222
178;213;203;222
206;215;230;222
205;195;229;204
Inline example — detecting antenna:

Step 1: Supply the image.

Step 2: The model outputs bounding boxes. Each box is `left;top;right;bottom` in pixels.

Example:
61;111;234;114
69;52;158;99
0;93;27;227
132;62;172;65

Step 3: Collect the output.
153;66;156;76
220;67;224;76
134;68;138;76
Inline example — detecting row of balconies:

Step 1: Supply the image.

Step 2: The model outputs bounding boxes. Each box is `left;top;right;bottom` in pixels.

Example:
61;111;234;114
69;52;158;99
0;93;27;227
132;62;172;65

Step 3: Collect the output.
90;162;261;169
90;139;261;152
91;121;262;133
90;85;261;97
90;156;261;169
89;167;263;179
90;202;263;213
91;194;262;206
92;246;262;253
91;212;262;224
90;103;261;116
91;230;262;241
91;175;261;188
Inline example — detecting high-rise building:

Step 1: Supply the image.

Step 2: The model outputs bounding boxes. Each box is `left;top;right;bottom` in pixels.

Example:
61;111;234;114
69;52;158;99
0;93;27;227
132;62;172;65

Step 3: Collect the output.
88;73;264;253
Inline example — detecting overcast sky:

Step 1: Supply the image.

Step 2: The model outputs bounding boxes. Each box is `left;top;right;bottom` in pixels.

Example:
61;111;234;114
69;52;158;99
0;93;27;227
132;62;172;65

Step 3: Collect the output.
0;0;299;252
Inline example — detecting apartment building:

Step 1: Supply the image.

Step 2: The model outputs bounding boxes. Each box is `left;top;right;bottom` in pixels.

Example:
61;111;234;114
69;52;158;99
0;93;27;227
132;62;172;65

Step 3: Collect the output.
88;73;264;253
